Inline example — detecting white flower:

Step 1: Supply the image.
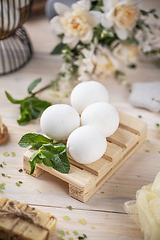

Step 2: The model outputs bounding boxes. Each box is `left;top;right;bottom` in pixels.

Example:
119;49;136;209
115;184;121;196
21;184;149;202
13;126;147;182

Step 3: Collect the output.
111;40;139;65
135;24;160;53
50;0;100;49
101;0;142;40
76;44;121;81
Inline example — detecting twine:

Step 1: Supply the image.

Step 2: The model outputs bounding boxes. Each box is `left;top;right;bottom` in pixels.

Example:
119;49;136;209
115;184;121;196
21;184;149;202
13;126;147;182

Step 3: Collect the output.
0;201;50;240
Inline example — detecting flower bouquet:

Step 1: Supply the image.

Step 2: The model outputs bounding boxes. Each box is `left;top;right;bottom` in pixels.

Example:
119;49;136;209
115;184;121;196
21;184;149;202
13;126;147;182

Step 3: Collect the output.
50;0;160;82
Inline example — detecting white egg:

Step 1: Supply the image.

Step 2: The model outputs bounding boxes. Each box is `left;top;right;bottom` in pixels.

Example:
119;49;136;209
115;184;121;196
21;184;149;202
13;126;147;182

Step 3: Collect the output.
70;81;109;114
67;125;107;164
40;104;80;141
81;102;119;137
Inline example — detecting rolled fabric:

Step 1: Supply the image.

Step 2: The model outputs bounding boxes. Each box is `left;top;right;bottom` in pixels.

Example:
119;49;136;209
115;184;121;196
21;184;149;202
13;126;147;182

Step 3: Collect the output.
0;1;20;31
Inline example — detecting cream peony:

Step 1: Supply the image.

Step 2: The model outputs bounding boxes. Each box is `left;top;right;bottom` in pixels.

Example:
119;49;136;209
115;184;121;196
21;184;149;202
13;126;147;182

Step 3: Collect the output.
101;0;142;40
50;0;100;49
76;44;120;81
111;40;139;65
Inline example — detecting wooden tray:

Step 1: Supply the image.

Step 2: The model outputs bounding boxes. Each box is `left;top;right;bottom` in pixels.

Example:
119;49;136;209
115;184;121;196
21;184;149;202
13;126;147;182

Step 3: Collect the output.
23;111;147;203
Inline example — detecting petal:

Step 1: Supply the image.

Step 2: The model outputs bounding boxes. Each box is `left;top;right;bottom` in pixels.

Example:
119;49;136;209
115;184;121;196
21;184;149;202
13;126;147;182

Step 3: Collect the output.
50;16;64;35
80;28;93;43
101;15;113;29
103;0;118;10
63;36;79;49
115;27;128;40
89;11;103;25
72;0;91;11
54;2;71;15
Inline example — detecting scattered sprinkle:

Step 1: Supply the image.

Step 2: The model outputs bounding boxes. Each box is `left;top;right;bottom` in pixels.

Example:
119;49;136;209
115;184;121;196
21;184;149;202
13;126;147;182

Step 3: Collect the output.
62;92;69;98
11;152;16;157
0;164;3;168
147;140;150;142
73;231;78;236
79;218;86;225
66;231;70;235
68;206;72;211
155;123;160;129
37;190;41;193
145;150;150;153
138;115;142;118
101;191;105;194
51;93;59;98
18;169;23;172
159;151;160;153
59;230;65;236
69;238;74;240
2;162;7;166
0;183;6;194
83;234;87;239
6;175;11;179
63;216;70;220
3;152;9;157
91;226;95;229
16;181;23;187
1;173;5;177
58;237;64;240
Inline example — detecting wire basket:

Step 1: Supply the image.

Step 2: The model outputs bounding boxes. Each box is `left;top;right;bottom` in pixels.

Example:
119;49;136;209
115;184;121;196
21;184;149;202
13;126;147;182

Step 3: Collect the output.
0;0;33;75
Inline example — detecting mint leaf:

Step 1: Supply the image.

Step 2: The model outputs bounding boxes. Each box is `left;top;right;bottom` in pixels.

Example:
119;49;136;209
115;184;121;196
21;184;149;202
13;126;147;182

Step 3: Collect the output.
28;78;41;94
15;97;51;125
5;91;24;104
39;150;56;167
54;150;70;174
29;151;42;175
18;133;53;148
42;143;66;154
5;79;52;125
51;42;66;55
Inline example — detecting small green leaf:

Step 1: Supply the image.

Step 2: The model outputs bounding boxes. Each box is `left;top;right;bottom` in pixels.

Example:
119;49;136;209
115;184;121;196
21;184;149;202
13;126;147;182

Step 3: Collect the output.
29;151;42;175
39;150;56;167
154;14;159;19
51;42;66;55
5;91;24;104
18;133;53;148
28;78;41;94
54;151;70;174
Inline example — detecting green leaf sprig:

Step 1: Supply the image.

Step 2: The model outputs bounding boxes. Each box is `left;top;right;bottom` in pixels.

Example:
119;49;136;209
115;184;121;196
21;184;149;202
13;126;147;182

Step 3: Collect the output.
18;133;70;175
5;78;52;126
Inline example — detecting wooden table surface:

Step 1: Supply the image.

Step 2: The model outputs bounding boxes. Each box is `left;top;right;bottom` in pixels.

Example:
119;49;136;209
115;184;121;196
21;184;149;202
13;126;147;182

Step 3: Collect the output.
0;1;160;239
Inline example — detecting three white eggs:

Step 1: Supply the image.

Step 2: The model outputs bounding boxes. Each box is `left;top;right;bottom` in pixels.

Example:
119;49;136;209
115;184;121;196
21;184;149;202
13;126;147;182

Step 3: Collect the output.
40;81;119;165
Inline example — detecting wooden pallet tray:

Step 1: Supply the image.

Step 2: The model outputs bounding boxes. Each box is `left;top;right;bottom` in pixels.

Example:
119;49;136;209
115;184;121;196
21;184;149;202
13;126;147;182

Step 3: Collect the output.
23;111;147;203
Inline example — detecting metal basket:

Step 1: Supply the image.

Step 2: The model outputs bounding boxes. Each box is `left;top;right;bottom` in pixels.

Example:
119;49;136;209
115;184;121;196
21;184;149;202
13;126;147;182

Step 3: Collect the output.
0;0;33;75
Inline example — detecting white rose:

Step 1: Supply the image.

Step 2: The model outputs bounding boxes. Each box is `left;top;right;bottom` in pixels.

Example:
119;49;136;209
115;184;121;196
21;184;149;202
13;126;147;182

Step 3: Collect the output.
50;0;100;49
111;40;139;65
101;0;142;40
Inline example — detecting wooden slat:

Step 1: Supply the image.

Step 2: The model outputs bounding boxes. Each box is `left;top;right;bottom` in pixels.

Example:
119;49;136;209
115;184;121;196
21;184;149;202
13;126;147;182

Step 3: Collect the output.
23;150;96;190
107;128;137;148
70;132;147;202
118;111;147;135
69;157;110;176
104;142;123;161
